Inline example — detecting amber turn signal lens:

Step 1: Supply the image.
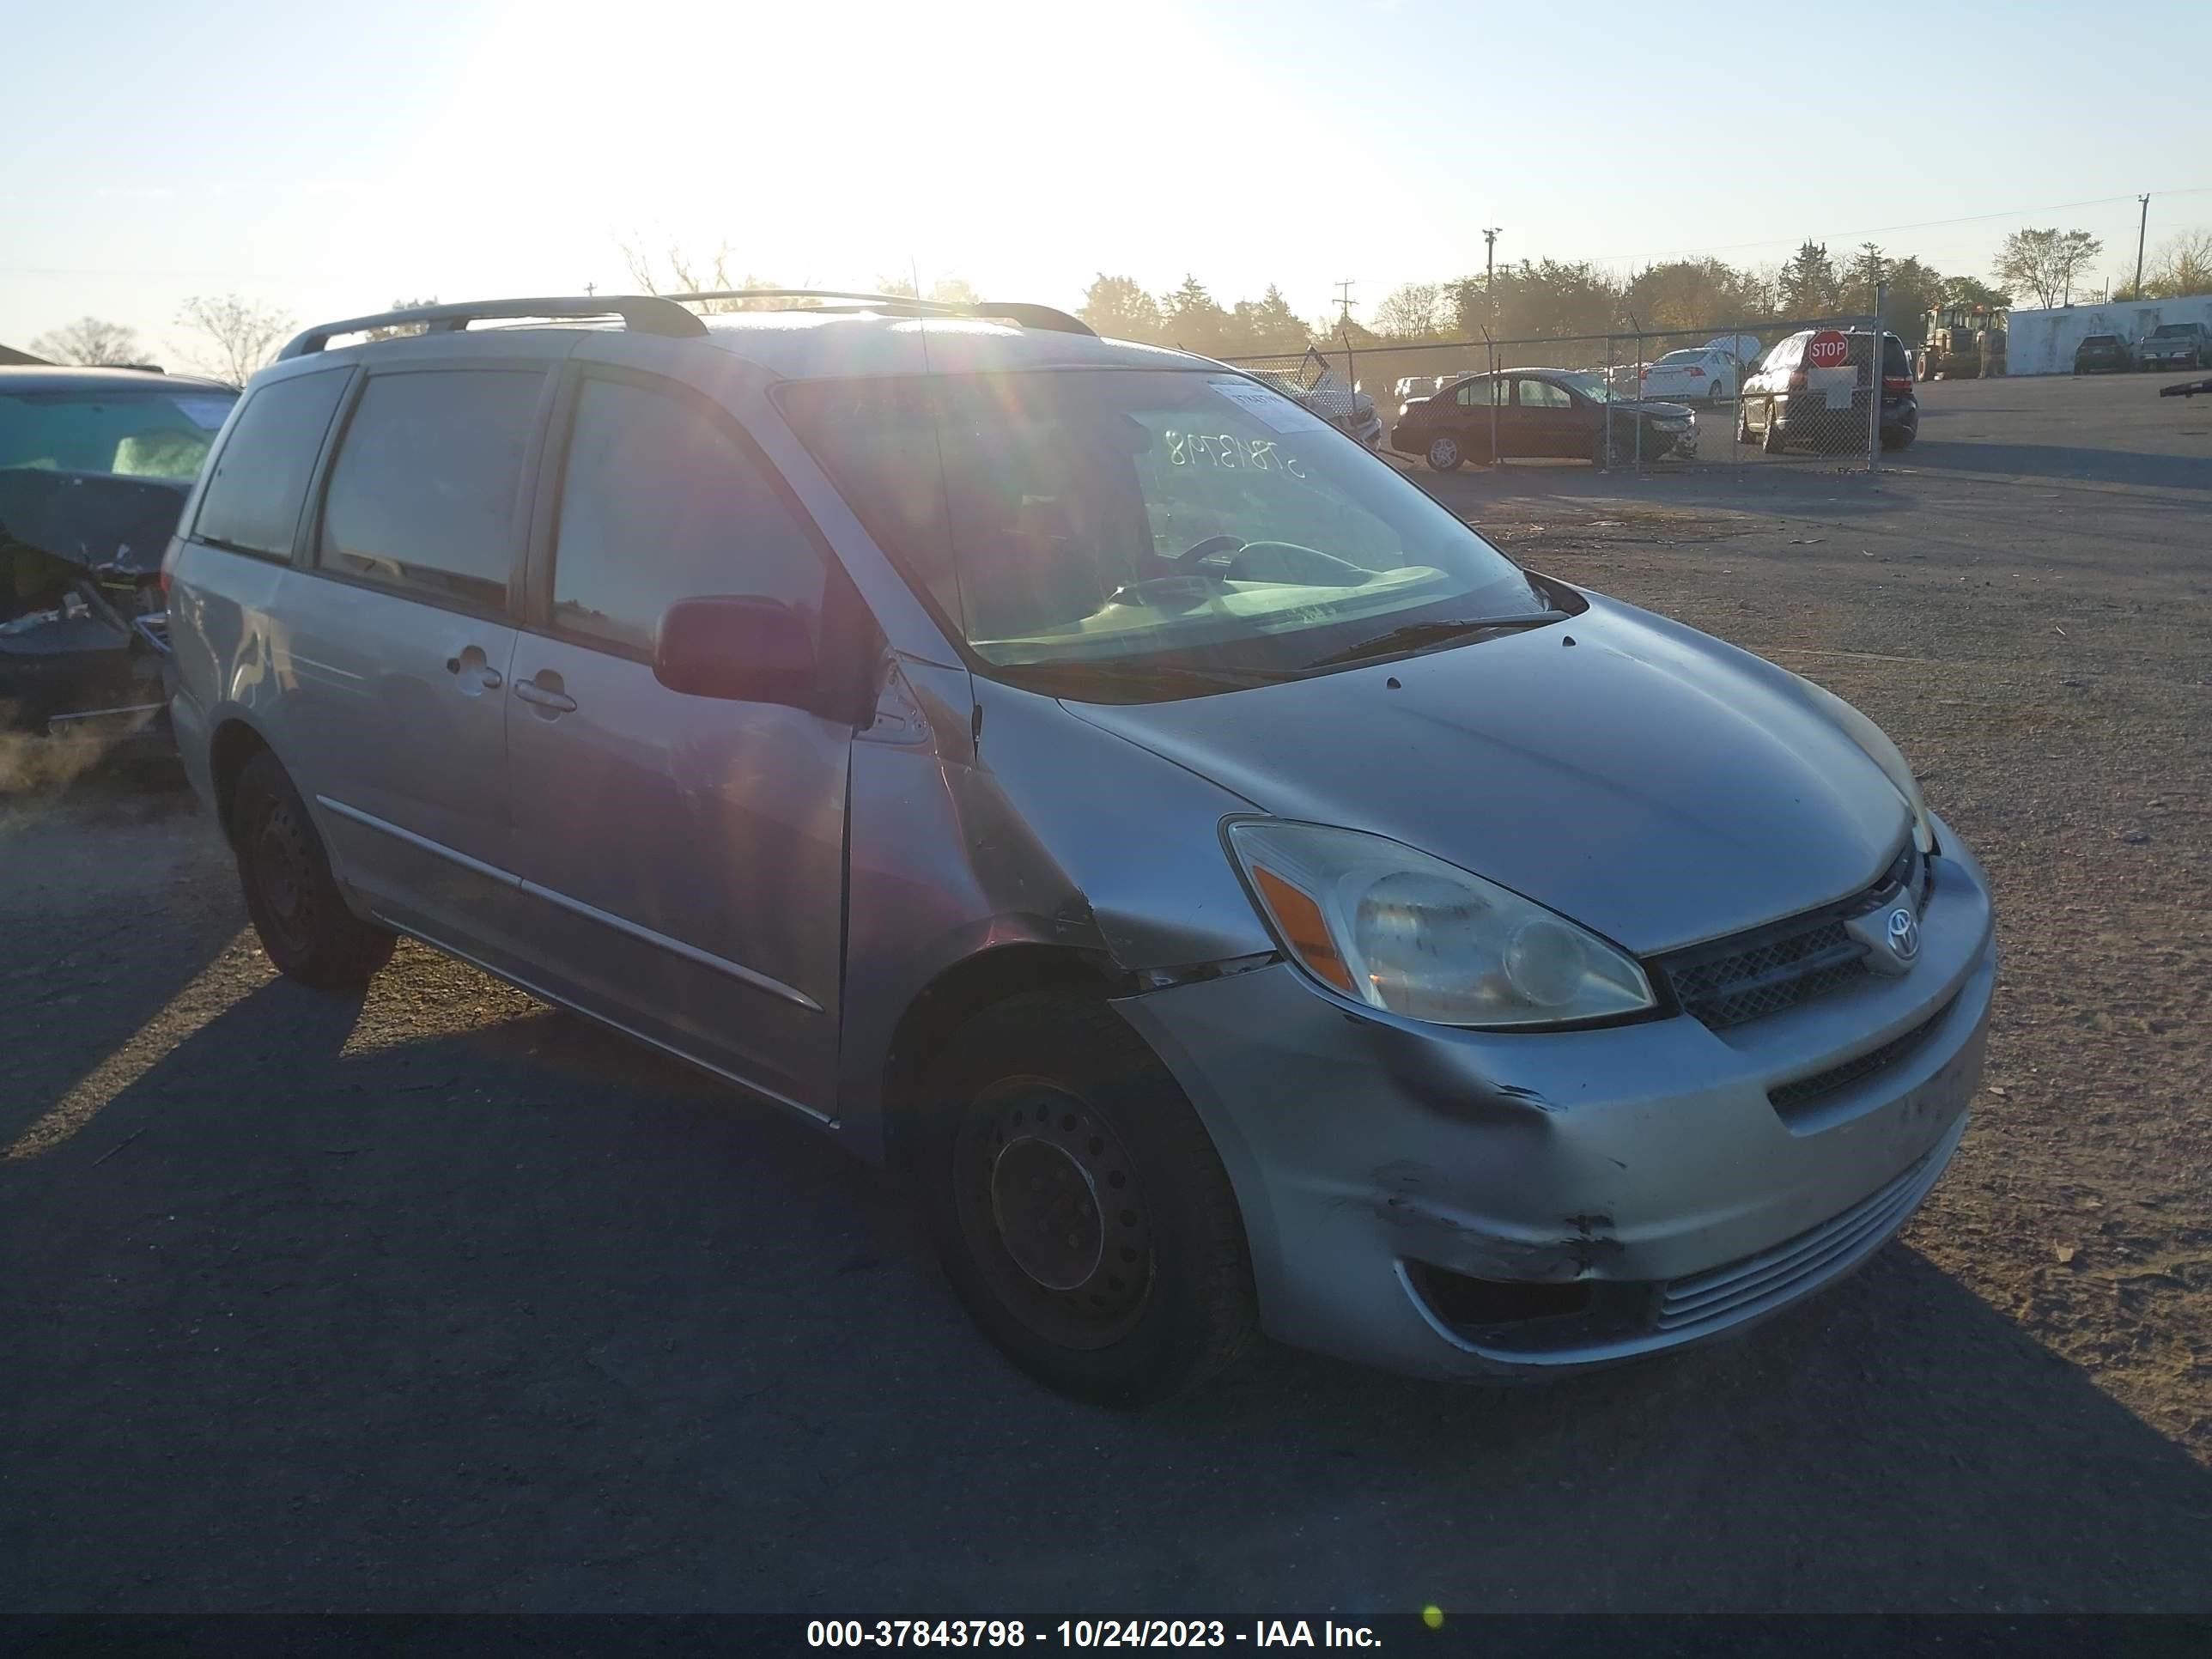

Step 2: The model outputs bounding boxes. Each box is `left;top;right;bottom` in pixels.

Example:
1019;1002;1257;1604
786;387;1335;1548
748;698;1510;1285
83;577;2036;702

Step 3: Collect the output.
1250;864;1356;995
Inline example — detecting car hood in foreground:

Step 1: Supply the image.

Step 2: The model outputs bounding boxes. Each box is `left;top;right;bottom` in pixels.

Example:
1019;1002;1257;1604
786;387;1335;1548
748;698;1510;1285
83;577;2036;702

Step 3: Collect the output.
1061;590;1909;955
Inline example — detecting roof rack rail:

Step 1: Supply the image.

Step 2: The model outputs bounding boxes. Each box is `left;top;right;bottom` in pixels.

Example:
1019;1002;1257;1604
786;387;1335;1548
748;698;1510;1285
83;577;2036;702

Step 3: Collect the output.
277;295;708;360
665;289;1096;337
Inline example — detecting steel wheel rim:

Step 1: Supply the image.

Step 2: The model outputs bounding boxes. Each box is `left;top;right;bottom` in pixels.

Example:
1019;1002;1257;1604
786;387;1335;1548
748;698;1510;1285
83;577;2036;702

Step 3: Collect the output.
251;800;318;957
954;1079;1154;1348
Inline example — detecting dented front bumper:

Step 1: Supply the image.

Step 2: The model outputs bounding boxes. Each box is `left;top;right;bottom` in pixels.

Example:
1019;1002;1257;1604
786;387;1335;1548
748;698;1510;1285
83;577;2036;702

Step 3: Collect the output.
1114;815;1996;1378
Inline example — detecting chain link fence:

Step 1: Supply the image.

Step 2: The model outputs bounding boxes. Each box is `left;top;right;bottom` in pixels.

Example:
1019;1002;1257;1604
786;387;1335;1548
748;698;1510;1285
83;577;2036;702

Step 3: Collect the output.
1224;289;1909;477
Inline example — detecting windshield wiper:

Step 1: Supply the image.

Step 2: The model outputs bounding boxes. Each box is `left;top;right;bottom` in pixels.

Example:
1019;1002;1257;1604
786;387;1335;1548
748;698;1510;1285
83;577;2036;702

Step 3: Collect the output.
1308;611;1569;668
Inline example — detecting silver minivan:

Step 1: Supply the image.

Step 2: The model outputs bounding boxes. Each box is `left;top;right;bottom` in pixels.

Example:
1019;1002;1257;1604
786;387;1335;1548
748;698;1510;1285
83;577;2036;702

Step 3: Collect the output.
165;293;1996;1404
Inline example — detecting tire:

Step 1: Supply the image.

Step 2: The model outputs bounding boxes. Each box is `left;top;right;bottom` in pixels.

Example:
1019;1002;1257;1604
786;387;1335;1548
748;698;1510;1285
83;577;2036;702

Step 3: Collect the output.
232;750;395;989
916;993;1257;1406
1425;435;1462;472
1736;403;1754;444
1760;399;1788;454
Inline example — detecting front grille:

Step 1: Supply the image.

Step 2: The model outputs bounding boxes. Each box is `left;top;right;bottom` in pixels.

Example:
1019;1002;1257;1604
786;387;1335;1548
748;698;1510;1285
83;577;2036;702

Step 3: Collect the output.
1654;1142;1941;1334
1657;841;1921;1031
1768;994;1957;1114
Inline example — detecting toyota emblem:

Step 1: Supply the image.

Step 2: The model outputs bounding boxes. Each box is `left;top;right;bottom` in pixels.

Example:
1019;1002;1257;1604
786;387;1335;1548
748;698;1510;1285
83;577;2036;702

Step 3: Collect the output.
1885;905;1921;963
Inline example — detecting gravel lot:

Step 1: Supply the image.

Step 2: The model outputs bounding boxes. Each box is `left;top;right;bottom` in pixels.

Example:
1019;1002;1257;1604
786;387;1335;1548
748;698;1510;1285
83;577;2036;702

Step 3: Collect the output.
4;374;2209;1613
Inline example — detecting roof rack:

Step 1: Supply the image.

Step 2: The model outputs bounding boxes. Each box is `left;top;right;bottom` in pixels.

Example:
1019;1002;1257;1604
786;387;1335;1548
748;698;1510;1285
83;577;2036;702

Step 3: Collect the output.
276;295;708;360
665;289;1096;337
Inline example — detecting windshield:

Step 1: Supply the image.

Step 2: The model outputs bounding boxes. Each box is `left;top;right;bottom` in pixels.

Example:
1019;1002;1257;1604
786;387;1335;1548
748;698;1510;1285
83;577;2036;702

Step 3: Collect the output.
2150;325;2192;338
0;386;235;480
1655;350;1705;366
781;368;1551;693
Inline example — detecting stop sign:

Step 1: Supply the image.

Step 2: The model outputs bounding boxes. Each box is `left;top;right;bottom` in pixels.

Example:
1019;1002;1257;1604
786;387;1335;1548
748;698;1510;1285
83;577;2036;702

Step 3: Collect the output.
1806;329;1850;369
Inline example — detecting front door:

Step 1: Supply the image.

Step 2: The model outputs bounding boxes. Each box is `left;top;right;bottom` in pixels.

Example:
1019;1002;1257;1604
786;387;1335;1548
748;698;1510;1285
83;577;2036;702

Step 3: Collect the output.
502;365;851;1118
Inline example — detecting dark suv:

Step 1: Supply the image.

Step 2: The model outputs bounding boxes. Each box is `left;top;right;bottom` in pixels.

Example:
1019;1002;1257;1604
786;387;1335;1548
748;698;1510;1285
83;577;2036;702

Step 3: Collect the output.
1738;329;1917;453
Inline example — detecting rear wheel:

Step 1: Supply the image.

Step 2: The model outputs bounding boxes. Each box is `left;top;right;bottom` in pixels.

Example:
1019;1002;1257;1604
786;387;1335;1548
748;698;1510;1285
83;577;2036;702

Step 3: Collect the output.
1425;435;1462;471
232;750;394;988
918;994;1256;1406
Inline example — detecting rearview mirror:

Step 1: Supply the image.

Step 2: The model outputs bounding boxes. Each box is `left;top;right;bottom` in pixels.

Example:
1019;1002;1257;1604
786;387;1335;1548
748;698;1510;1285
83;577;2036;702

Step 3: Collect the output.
652;595;816;706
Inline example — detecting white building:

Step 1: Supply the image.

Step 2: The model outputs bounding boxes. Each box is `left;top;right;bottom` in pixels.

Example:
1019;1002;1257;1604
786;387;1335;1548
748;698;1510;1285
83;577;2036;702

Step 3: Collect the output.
2006;294;2212;376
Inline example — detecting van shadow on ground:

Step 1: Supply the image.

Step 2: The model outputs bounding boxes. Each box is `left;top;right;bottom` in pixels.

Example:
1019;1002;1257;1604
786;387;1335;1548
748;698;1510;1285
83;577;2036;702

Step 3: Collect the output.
6;971;2209;1613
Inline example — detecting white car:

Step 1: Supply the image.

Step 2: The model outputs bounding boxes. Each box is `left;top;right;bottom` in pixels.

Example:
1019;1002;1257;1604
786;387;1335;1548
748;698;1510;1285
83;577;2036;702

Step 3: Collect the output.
1640;347;1736;404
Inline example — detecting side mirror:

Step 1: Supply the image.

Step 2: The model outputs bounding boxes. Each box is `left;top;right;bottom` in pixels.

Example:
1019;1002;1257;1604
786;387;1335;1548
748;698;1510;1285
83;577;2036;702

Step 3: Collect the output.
652;595;816;706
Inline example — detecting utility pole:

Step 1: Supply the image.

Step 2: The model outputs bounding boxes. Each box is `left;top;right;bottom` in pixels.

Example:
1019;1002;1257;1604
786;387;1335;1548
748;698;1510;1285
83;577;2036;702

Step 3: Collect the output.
585;281;598;297
1481;227;1501;289
1332;281;1356;402
2133;193;2150;300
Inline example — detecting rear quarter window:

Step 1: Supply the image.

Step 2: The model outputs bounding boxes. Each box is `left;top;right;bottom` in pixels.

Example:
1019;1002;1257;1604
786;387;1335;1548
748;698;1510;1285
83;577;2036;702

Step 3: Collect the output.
192;369;350;558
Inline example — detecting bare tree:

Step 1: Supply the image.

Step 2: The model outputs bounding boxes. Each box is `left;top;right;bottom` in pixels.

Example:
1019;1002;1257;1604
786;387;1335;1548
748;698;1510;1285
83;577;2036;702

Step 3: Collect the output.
619;240;799;312
174;295;293;385
876;274;981;307
2143;228;2212;300
1993;228;2104;310
359;296;441;343
1371;283;1443;339
27;316;146;367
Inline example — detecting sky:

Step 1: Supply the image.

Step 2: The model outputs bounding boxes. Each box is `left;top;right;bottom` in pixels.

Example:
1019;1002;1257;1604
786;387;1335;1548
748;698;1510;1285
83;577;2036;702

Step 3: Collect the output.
6;0;2210;361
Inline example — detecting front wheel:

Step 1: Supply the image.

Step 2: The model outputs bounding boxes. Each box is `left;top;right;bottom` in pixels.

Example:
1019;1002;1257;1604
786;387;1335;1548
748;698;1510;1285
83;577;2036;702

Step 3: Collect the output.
1425;435;1462;471
231;750;394;988
1761;400;1788;453
918;994;1257;1406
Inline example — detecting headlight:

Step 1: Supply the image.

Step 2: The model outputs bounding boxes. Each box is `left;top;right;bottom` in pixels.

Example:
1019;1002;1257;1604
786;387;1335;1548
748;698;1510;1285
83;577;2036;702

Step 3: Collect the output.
1224;821;1656;1028
1790;675;1936;856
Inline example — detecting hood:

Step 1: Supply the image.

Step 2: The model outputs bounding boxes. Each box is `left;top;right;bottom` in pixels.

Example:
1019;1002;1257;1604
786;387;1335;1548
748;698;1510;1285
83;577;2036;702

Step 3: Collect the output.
0;468;192;581
1614;396;1697;418
1060;592;1910;955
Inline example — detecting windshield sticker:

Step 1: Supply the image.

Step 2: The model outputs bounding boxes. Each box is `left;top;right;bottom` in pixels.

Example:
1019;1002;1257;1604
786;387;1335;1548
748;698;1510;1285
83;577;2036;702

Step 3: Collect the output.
172;398;234;430
1208;378;1331;434
1164;430;1306;477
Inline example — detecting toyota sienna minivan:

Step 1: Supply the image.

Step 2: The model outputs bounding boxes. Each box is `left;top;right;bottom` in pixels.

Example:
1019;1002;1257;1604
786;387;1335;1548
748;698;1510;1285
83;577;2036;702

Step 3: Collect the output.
164;292;1996;1403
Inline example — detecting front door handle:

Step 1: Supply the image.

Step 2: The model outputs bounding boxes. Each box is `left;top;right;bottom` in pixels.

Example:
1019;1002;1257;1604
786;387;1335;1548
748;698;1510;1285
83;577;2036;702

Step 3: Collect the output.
514;678;577;714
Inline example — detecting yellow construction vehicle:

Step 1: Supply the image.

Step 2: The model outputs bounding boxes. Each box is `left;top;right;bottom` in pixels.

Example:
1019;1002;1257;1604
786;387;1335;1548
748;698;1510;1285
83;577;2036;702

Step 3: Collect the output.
1919;302;2008;379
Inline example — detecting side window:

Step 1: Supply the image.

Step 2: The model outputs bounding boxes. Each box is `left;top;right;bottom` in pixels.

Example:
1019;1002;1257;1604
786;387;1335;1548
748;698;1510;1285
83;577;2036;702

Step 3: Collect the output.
1517;380;1571;409
550;376;827;656
1455;376;1498;408
318;369;543;611
192;370;349;558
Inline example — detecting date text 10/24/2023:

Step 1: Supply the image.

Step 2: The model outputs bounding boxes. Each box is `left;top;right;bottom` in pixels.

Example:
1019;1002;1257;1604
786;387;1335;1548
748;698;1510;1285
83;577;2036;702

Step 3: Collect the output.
806;1620;1389;1648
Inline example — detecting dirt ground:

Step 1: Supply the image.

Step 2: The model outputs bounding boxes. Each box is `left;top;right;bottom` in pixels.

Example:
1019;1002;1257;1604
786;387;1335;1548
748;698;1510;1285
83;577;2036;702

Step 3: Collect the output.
3;378;2210;1612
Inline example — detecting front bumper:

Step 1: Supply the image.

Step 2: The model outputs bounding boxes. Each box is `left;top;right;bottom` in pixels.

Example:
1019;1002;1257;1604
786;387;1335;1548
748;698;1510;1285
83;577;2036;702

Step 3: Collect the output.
1115;812;1996;1378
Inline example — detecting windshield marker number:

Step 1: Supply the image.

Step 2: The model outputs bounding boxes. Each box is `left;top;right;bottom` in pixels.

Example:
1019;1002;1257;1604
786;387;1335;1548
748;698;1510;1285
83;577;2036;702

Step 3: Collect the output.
1165;430;1304;478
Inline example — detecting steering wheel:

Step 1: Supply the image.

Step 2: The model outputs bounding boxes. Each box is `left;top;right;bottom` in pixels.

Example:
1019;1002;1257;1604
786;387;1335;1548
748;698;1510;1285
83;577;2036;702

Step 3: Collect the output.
1167;534;1244;568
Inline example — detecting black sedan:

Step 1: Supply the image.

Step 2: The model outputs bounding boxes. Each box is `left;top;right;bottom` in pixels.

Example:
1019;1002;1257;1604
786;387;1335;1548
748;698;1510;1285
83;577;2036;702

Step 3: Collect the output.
2073;334;2133;374
0;365;237;739
1389;368;1698;471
